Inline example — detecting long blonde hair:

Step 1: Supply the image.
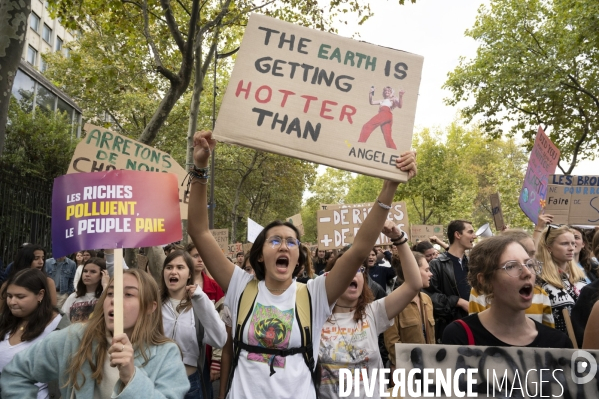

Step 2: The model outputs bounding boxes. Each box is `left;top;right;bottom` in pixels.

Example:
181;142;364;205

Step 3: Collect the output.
537;225;585;289
66;269;170;389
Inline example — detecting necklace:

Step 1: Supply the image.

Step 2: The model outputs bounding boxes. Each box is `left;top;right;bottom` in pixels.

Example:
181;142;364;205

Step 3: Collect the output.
334;304;355;309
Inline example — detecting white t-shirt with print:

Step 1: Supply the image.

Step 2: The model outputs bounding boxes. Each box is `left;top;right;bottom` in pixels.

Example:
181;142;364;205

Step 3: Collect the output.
62;292;98;322
225;267;332;399
319;298;393;399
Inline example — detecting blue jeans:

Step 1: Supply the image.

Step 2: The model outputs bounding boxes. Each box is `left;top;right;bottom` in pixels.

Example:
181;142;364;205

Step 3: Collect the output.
185;369;203;399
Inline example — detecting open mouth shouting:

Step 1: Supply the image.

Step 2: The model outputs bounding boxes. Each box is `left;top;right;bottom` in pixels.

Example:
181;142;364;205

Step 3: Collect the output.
519;283;533;301
275;256;289;274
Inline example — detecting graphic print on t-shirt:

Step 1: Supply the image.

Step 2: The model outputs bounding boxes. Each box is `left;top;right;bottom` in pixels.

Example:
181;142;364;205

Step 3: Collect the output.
69;298;98;322
320;319;371;389
247;303;293;368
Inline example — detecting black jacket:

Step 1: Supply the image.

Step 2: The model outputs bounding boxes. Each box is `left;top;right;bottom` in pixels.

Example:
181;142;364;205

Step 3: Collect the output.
423;252;468;342
571;279;599;347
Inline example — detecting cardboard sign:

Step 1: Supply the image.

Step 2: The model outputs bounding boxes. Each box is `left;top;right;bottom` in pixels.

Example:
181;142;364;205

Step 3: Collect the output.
317;201;408;249
543;175;599;226
68;124;189;216
286;213;304;236
228;242;243;256
213;14;424;183
519;127;560;224
410;225;444;243
393;343;599;398
210;229;229;252
51;170;182;258
490;192;506;231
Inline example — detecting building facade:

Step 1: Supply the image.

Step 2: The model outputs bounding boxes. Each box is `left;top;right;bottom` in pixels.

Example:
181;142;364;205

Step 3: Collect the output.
12;0;82;136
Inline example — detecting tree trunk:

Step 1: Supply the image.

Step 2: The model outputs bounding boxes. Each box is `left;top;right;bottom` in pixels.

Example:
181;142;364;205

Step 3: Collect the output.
231;152;260;241
125;248;138;268
0;0;31;157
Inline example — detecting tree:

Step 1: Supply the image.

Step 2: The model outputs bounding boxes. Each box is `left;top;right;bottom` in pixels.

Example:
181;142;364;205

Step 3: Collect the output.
444;0;599;174
4;98;79;180
0;0;31;156
304;122;531;241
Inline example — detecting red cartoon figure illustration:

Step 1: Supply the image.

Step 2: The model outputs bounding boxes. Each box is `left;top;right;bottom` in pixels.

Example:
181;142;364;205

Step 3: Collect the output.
358;85;404;150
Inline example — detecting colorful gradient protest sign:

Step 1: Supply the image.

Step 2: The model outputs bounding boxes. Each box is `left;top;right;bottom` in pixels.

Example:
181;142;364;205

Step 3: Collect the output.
52;170;182;257
519;126;560;224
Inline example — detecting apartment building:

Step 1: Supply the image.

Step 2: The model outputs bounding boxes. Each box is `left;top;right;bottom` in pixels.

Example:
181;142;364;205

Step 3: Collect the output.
12;0;82;136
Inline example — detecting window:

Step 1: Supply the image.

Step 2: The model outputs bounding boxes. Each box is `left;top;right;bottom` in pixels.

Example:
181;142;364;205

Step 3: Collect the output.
57;98;74;121
30;12;40;32
40;57;48;72
42;24;52;44
27;46;37;66
64;46;70;58
56;36;63;52
11;70;36;112
36;83;56;115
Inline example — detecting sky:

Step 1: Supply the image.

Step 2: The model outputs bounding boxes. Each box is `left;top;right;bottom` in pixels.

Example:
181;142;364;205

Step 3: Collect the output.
322;0;595;175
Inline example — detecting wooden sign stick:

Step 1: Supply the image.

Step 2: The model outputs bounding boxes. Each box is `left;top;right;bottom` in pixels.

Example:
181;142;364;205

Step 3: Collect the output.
113;248;124;336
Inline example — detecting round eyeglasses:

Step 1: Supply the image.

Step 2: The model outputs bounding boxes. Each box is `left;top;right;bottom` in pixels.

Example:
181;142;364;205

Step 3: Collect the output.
497;259;542;277
266;236;300;249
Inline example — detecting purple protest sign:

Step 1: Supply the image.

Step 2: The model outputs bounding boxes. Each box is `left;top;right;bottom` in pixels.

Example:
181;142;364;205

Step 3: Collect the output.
52;170;182;257
519;127;560;224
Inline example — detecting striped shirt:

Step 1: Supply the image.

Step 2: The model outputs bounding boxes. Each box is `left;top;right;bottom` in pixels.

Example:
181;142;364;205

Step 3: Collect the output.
468;286;555;328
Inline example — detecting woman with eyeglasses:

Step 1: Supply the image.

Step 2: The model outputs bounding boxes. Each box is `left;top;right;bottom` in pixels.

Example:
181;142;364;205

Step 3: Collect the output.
537;224;587;333
442;235;571;347
187;130;417;399
468;229;554;328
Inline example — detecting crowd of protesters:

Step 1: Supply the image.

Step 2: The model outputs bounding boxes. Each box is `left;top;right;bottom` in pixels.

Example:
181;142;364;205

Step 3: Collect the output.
0;129;598;399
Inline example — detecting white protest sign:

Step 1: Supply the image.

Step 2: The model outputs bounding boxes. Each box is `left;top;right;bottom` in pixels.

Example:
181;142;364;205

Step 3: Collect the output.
247;217;264;243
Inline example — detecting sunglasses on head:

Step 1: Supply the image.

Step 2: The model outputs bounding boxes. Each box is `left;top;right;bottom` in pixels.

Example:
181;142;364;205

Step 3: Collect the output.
544;223;565;242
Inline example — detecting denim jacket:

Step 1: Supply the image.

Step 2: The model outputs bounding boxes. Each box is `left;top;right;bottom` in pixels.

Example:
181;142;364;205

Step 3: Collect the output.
44;257;76;294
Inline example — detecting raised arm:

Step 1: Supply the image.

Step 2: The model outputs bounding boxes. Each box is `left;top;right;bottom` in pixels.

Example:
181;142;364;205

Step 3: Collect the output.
187;131;235;292
368;86;376;105
381;221;422;319
533;213;553;249
324;152;417;305
394;89;405;109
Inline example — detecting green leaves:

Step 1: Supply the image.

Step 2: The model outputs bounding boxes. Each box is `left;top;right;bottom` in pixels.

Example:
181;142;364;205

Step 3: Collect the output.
444;0;599;174
4;98;79;180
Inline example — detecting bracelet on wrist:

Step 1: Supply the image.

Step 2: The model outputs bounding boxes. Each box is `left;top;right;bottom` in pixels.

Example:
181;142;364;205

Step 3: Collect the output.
377;199;391;210
534;229;542;233
391;231;407;246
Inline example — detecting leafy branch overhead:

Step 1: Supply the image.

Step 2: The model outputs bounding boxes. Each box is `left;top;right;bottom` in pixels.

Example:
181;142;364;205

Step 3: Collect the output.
443;0;599;174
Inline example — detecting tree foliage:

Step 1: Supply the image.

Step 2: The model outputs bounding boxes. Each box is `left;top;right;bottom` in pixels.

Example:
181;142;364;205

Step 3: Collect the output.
444;0;599;174
4;98;79;180
302;123;532;241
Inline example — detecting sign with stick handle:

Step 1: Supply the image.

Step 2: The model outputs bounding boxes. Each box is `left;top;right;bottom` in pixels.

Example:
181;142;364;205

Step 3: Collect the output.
52;170;182;335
